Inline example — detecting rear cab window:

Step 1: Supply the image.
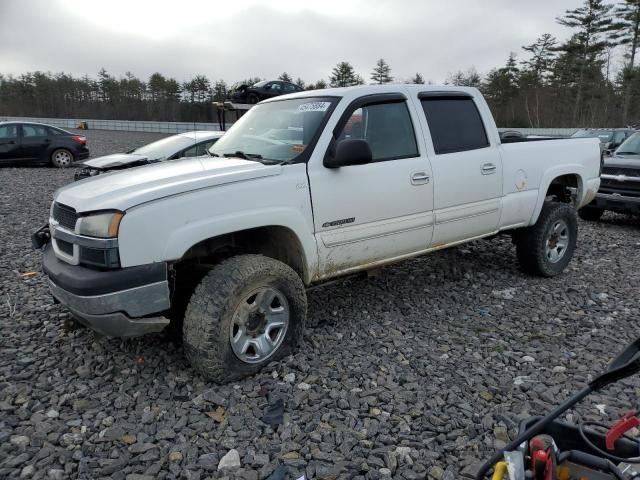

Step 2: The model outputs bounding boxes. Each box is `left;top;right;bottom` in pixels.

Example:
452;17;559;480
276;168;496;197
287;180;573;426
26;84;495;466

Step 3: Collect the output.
419;94;489;154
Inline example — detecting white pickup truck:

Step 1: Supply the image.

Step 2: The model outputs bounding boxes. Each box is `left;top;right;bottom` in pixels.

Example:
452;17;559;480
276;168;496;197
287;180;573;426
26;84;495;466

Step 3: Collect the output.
35;85;601;382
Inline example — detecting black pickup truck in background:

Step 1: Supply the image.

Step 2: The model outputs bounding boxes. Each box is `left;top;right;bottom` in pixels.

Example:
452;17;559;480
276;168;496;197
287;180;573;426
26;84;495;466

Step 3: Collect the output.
579;132;640;221
571;128;636;155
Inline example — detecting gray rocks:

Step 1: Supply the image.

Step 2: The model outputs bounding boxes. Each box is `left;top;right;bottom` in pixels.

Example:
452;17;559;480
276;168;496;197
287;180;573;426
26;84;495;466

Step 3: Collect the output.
218;449;241;471
10;435;30;448
20;465;34;478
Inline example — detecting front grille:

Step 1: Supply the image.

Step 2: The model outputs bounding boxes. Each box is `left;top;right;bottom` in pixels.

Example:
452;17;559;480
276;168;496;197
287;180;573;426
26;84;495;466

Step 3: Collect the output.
57;239;74;256
600;178;640;197
602;166;640;177
52;203;78;230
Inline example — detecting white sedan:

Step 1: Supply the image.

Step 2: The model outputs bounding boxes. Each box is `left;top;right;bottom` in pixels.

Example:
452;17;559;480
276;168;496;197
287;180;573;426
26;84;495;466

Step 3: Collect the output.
75;130;224;180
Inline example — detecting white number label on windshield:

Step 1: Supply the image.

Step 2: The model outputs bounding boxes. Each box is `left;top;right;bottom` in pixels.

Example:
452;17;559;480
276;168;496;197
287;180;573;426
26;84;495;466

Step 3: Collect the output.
297;102;331;113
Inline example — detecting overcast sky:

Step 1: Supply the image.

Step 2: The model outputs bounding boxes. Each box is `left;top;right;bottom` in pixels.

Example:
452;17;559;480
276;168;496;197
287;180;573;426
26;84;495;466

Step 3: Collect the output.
0;0;616;85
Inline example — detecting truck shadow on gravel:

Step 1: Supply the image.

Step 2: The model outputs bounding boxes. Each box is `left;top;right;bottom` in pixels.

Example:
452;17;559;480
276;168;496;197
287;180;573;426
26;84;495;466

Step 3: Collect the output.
82;235;524;376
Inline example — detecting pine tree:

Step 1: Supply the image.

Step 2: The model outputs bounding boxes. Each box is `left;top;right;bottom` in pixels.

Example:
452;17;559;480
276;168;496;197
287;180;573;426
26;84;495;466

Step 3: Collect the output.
307;79;328;90
556;0;614;124
522;34;557;85
329;62;361;87
609;0;640;124
278;72;293;83
446;68;481;87
411;73;425;84
521;35;558;127
295;77;305;88
212;80;227;102
370;58;392;84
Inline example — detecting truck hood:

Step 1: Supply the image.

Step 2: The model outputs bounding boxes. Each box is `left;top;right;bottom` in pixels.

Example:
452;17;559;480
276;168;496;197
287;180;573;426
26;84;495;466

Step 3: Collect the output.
604;154;640;169
81;153;152;170
56;157;281;213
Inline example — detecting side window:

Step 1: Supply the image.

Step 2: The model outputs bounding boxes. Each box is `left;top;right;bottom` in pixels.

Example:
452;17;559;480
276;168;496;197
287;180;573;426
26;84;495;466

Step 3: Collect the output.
421;97;489;154
283;83;297;92
23;125;48;137
197;140;216;155
336;102;419;162
613;131;626;144
0;125;18;139
48;127;63;136
269;82;282;92
178;145;199;158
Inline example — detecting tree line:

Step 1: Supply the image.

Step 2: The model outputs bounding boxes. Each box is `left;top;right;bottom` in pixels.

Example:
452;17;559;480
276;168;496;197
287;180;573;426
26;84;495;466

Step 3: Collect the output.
1;0;638;127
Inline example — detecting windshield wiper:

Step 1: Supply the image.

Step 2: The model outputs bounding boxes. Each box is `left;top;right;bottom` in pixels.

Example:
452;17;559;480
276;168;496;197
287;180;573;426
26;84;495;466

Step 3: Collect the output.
615;151;640;155
223;151;263;160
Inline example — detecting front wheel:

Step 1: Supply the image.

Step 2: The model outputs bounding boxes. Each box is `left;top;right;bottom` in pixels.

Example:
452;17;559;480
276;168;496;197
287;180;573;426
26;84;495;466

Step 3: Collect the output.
182;255;307;383
578;206;604;222
51;148;74;168
246;93;259;104
515;202;578;277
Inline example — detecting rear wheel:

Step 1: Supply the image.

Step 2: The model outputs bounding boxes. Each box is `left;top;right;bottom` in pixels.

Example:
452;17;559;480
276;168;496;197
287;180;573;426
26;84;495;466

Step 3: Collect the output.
182;255;306;383
51;149;74;168
578;207;604;222
515;202;578;277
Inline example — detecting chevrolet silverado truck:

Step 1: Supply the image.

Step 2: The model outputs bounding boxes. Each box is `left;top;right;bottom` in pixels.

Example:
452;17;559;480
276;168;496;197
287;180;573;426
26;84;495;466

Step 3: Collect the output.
579;132;640;221
34;85;601;382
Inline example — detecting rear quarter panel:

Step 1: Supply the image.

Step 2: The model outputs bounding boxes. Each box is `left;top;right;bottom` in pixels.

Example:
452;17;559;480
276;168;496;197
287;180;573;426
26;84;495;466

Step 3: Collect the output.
498;137;601;228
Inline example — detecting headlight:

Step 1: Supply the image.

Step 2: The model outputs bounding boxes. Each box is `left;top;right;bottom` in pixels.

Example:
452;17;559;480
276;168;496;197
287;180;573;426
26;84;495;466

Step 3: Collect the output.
78;211;124;238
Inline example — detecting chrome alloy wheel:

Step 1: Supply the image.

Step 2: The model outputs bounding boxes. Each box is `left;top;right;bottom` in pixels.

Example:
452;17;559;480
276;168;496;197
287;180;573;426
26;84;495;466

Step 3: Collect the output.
545;219;569;263
229;287;290;364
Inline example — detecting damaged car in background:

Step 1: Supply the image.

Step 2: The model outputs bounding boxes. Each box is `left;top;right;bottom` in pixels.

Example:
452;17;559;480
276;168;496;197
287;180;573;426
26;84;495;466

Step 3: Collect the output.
74;131;223;180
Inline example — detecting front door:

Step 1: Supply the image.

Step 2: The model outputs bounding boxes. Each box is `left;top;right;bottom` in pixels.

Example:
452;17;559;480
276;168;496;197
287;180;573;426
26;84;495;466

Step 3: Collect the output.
0;124;21;164
419;93;502;246
308;94;434;279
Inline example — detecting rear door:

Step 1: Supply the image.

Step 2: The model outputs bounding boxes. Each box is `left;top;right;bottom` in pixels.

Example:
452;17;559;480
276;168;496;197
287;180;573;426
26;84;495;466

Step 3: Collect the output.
419;92;502;246
0;124;21;164
20;124;51;162
265;82;283;99
308;93;434;279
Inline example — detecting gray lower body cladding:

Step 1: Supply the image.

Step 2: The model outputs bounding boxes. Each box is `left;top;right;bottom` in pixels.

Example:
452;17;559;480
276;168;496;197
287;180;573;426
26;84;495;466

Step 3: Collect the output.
42;245;170;337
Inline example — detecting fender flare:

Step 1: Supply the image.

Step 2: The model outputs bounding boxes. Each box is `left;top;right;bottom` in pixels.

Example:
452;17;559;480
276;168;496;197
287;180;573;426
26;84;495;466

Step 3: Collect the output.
529;166;585;225
163;208;318;284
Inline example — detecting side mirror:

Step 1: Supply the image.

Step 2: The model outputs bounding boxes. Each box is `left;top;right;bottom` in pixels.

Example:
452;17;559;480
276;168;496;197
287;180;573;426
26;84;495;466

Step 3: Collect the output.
324;139;372;168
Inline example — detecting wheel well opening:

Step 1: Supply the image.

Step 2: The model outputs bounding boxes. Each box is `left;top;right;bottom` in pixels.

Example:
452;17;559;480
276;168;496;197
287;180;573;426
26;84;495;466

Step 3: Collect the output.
176;226;307;280
545;174;581;204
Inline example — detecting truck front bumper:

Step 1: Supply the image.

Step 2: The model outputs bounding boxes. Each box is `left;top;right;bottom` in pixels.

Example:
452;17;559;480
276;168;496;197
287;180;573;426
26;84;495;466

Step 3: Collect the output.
589;192;640;214
42;245;170;337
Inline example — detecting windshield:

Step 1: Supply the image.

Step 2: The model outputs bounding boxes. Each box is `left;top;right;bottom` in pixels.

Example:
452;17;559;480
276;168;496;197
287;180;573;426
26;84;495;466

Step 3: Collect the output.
208;97;336;163
132;135;197;159
571;129;614;142
616;133;640;155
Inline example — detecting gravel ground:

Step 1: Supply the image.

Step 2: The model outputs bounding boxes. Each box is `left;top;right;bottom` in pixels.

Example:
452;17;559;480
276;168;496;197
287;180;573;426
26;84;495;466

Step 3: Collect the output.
2;130;640;480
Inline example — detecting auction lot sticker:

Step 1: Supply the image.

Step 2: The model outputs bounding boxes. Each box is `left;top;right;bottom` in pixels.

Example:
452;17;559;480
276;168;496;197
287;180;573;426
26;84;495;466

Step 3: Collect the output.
297;101;331;112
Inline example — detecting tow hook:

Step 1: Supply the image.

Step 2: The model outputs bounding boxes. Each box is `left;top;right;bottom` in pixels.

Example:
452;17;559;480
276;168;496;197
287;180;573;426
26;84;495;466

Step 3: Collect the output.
32;224;51;250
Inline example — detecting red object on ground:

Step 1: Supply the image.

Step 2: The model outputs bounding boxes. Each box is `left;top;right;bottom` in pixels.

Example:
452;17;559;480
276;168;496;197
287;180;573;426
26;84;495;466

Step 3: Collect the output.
606;411;640;450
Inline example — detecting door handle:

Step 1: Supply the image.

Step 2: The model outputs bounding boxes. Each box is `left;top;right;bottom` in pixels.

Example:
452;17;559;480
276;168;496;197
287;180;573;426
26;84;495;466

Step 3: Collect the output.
411;172;430;185
481;163;497;175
